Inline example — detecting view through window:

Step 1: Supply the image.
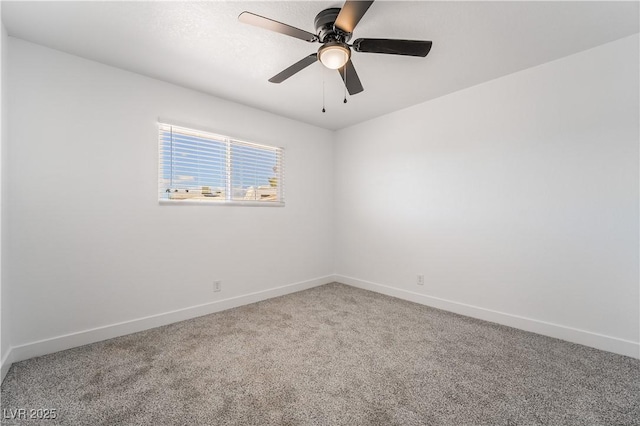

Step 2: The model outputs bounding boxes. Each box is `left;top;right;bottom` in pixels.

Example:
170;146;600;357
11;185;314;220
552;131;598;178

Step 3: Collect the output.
158;123;284;204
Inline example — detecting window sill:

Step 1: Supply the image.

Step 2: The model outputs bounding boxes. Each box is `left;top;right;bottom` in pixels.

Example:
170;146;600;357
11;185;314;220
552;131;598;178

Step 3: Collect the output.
159;199;285;207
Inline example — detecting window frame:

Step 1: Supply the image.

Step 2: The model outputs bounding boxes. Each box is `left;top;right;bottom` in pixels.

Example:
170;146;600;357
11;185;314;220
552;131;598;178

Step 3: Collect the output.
158;122;285;207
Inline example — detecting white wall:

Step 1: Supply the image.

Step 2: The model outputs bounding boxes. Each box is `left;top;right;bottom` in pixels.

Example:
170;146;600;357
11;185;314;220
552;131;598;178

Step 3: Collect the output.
334;34;640;358
5;38;334;361
0;5;7;379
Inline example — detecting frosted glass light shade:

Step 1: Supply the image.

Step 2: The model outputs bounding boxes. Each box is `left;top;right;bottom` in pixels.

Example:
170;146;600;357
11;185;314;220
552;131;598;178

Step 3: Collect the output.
318;44;350;69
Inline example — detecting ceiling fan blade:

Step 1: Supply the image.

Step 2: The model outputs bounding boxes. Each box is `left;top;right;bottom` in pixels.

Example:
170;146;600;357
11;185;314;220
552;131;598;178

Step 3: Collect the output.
269;54;318;83
353;38;432;57
239;12;318;42
334;1;374;34
338;60;364;95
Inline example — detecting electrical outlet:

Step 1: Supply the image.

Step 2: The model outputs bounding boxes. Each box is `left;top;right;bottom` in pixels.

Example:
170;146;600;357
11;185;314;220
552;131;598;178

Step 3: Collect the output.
213;281;222;292
417;275;424;285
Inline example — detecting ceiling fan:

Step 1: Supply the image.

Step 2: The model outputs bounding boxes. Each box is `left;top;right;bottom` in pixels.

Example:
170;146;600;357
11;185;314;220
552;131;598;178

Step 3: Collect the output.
239;1;432;96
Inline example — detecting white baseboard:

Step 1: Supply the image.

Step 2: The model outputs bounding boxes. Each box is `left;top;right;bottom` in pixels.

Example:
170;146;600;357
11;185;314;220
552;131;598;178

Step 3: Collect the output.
1;349;12;384
3;275;334;377
336;274;640;359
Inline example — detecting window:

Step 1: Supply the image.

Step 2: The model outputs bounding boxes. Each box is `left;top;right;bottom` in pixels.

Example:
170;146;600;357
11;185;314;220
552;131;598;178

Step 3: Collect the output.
158;123;284;205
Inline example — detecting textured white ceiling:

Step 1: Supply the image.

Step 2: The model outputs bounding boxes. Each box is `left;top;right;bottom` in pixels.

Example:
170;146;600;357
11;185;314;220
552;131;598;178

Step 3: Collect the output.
3;1;639;130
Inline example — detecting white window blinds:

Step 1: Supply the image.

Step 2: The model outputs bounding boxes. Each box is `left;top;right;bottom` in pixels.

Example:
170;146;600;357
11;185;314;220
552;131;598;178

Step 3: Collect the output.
158;123;284;204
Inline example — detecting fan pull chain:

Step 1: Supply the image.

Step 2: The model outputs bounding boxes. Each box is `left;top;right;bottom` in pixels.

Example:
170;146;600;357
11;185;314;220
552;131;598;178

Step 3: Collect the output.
322;70;326;113
343;66;348;104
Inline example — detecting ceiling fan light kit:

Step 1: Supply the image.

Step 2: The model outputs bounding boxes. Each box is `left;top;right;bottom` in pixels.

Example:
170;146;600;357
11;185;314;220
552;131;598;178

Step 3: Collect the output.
318;42;351;69
239;0;432;101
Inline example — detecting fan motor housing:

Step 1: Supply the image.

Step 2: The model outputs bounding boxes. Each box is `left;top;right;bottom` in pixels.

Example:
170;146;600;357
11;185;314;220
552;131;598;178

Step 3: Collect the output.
314;8;352;43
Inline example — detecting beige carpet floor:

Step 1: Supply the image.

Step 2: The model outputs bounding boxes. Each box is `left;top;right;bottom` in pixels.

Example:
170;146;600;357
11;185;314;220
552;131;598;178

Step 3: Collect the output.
1;282;639;425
